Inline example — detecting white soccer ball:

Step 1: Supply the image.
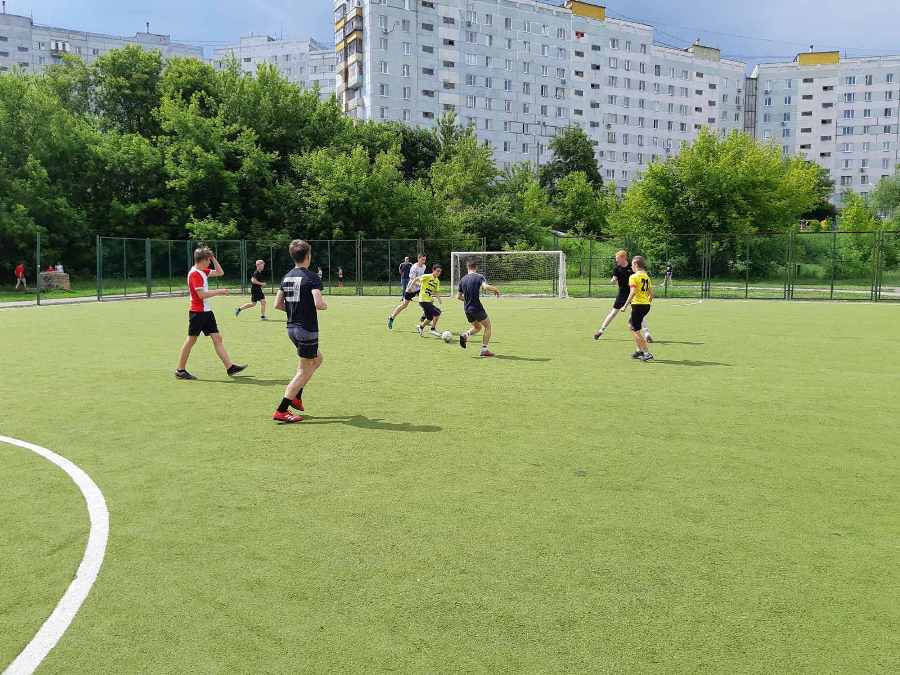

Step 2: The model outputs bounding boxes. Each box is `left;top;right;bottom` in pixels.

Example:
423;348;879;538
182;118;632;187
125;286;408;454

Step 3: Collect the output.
441;331;453;343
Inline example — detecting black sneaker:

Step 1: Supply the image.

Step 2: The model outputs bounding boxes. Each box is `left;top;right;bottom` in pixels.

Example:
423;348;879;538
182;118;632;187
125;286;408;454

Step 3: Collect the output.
175;369;196;380
593;329;603;340
631;351;643;359
640;353;655;362
459;334;468;349
227;364;247;376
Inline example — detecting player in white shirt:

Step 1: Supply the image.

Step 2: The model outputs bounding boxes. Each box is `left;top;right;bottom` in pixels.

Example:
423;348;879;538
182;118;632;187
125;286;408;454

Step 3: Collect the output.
387;253;427;330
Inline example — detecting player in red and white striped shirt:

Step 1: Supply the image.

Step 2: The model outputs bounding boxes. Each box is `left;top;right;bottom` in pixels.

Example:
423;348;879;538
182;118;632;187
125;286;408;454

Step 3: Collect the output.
175;247;247;380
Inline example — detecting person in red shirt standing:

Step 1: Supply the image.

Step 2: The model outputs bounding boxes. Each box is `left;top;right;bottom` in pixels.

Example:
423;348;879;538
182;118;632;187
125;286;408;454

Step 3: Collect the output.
14;262;27;290
175;247;247;380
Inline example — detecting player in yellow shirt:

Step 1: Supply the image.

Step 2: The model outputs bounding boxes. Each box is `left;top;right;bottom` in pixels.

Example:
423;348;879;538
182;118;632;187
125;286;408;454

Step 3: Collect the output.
622;255;654;362
416;264;444;337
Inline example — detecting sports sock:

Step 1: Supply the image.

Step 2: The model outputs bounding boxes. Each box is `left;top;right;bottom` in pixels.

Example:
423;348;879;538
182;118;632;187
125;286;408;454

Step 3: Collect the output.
277;398;291;413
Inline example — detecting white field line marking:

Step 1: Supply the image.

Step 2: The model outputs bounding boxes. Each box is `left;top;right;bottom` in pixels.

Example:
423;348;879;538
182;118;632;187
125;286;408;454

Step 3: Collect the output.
669;299;704;307
1;435;109;675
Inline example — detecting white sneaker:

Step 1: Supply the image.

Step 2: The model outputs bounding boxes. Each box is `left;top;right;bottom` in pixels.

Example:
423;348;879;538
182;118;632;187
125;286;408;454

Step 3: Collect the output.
416;325;424;337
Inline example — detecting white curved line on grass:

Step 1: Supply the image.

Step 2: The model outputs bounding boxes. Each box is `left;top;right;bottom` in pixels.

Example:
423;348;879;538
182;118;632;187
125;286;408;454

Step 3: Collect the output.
1;435;109;675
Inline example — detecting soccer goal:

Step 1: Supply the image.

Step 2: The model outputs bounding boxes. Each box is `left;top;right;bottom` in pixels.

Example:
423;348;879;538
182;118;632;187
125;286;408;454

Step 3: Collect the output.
450;251;567;298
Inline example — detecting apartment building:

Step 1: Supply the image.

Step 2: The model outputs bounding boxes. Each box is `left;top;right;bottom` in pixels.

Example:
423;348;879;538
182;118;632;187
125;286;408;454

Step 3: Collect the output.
213;36;337;100
0;12;202;73
333;0;746;191
753;51;900;200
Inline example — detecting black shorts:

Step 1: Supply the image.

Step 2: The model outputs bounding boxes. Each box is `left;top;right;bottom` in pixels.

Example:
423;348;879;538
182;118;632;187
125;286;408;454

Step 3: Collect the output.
629;304;651;331
420;302;442;321
288;325;319;359
188;311;219;336
465;307;488;324
250;285;265;302
613;292;629;310
404;290;418;302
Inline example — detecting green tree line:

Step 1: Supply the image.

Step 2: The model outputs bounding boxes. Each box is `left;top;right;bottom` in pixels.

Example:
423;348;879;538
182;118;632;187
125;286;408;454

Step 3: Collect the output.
4;45;894;279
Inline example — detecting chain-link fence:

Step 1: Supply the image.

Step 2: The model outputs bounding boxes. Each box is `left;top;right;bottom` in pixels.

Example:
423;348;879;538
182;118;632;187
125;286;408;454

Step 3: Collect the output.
4;231;900;307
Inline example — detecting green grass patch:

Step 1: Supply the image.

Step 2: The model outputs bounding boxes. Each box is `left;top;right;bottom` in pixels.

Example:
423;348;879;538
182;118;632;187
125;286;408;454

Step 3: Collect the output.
2;296;899;671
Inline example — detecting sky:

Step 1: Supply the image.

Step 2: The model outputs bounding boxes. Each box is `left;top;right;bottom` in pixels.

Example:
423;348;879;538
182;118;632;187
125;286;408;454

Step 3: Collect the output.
6;0;900;70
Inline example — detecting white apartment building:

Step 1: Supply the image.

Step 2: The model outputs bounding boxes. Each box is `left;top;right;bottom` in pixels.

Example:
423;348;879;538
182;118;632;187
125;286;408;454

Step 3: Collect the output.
333;0;746;191
213;36;337;100
753;51;900;200
0;12;202;73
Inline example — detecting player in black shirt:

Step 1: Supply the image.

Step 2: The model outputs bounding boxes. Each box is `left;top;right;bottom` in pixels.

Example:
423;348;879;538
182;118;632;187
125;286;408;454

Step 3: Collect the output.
398;256;412;297
457;258;501;357
235;259;268;320
593;250;652;342
271;240;328;424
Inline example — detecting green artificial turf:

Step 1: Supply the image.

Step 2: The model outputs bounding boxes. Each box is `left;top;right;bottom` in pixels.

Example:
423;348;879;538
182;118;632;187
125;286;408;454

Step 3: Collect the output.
1;296;899;672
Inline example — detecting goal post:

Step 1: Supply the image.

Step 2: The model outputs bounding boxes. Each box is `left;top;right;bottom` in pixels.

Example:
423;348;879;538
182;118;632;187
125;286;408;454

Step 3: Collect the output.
450;251;567;298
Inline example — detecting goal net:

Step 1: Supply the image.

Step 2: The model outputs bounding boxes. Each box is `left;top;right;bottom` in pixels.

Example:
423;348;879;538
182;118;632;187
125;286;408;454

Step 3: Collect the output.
450;251;567;298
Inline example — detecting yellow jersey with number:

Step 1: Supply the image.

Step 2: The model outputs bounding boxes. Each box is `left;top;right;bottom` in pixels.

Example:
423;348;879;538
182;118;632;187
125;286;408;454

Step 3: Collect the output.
418;274;440;303
629;271;652;305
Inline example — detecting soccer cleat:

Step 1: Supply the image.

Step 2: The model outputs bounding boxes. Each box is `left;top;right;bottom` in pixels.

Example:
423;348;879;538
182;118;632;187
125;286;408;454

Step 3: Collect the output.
234;307;241;317
645;333;654;343
593;329;604;340
227;364;248;376
416;325;424;337
459;334;468;349
273;411;303;424
175;369;197;380
480;349;496;358
291;398;305;412
387;316;394;330
640;353;655;362
430;330;441;338
260;315;267;321
631;351;643;359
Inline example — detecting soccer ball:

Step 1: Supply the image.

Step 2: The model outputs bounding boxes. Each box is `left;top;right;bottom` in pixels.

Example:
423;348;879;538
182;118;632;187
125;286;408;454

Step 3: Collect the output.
441;331;453;343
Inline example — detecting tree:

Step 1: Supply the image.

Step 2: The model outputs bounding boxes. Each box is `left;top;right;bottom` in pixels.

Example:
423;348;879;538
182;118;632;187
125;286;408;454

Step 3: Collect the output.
616;128;822;238
539;126;602;192
551;171;613;237
93;45;163;136
871;172;900;220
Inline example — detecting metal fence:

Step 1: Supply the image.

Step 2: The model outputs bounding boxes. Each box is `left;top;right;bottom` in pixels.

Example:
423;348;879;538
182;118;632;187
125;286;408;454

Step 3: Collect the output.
3;231;899;307
560;231;900;302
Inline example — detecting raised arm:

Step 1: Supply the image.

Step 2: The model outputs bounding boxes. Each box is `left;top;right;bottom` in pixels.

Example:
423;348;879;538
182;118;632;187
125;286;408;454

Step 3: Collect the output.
207;255;224;278
312;289;328;311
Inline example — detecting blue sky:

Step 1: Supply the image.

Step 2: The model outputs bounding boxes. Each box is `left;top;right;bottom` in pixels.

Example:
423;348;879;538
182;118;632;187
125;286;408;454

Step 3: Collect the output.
8;0;900;69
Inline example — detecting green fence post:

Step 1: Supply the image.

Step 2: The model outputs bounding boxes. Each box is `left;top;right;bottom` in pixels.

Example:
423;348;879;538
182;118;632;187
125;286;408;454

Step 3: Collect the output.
327;239;332;294
387;239;392;296
241;240;247;295
829;230;837;301
744;237;750;299
96;235;102;302
145;238;152;298
587;238;593;297
873;230;882;301
123;238;127;297
269;245;275;294
356;234;363;296
36;230;41;306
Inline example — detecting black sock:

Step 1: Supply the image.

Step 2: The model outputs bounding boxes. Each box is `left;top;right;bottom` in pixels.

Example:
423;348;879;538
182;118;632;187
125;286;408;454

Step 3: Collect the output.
277;398;291;413
176;368;186;373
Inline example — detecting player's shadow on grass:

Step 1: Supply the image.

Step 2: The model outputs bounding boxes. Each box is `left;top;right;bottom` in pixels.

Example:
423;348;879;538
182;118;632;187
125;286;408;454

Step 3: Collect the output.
606;339;704;346
487;354;551;362
300;415;441;433
651;359;732;367
198;377;287;385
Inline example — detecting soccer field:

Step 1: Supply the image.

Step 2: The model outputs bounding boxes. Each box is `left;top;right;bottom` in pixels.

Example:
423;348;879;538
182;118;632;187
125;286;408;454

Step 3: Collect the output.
2;296;899;672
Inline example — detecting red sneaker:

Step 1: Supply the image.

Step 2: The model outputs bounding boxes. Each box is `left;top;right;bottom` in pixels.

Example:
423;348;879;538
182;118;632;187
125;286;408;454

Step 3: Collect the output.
273;411;303;423
480;350;496;358
291;398;304;412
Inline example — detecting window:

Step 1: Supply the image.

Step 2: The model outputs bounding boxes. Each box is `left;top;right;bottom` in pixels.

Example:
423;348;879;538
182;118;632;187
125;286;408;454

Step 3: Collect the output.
422;45;434;54
378;15;388;30
402;42;411;56
402;86;411;100
379;61;389;75
378;83;390;96
400;64;410;77
845;76;856;85
610;38;619;50
865;74;874;85
378;37;388;50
